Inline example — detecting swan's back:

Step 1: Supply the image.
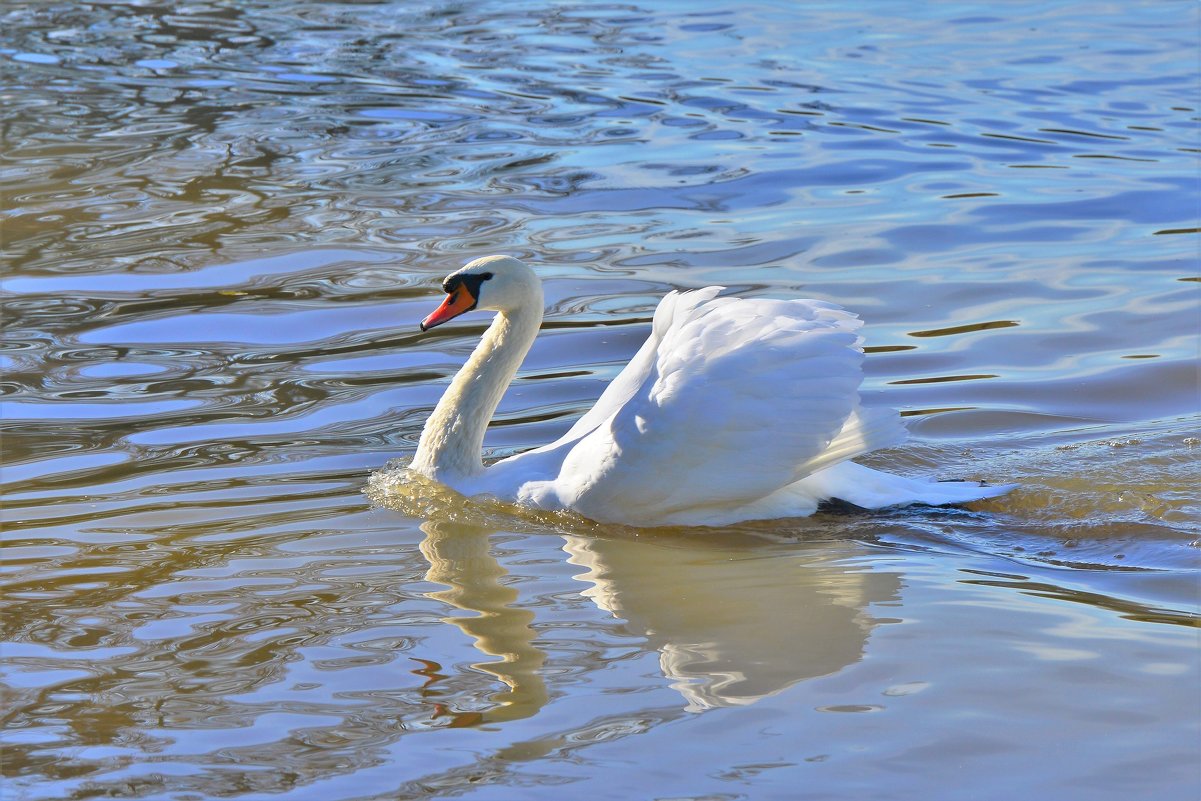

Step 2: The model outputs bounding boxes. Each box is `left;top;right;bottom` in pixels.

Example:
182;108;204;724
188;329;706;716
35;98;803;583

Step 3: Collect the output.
516;288;905;526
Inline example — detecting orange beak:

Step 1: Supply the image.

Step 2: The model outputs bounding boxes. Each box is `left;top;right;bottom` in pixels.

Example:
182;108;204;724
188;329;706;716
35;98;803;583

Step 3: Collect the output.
420;286;477;331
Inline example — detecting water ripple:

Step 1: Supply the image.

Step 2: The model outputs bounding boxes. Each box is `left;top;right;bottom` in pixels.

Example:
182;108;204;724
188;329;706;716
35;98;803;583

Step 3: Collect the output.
3;2;1198;799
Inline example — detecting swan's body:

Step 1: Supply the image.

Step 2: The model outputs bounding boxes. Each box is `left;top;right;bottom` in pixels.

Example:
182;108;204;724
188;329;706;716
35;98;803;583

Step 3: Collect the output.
410;256;1013;527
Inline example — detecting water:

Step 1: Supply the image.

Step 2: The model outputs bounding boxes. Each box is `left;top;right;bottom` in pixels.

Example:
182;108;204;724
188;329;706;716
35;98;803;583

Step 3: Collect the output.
2;1;1198;799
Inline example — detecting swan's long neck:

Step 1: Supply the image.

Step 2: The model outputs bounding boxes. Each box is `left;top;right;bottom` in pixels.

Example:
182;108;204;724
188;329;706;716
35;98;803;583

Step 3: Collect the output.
412;304;542;479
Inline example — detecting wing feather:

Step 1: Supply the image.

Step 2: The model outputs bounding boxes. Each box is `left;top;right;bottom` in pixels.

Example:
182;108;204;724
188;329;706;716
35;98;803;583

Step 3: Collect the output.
553;290;871;524
548;287;724;447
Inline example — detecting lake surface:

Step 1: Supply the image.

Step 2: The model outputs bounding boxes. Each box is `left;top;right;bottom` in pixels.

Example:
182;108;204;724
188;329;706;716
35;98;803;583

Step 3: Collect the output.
2;1;1198;799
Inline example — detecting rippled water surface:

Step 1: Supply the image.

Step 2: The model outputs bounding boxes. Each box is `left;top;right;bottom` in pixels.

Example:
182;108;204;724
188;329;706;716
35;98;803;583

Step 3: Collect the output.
3;2;1199;799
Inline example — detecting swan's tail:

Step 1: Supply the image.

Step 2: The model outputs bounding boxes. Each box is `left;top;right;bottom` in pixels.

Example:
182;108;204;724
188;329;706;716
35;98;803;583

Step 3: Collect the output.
800;461;1016;509
794;407;1014;509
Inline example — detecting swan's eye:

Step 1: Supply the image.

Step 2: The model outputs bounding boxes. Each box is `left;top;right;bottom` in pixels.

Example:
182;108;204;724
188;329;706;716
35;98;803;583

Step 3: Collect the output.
480;272;494;280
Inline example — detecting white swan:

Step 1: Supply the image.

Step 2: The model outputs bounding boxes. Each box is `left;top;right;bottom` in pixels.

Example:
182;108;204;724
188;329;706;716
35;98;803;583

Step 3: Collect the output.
409;255;1013;527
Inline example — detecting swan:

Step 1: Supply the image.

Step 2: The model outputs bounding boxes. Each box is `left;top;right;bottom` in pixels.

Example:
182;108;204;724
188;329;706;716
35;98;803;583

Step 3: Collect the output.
408;255;1014;527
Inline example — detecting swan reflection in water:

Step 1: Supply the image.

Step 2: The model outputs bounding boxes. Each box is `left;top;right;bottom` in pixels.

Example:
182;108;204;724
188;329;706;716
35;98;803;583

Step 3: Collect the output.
561;531;900;711
418;519;549;724
414;511;899;719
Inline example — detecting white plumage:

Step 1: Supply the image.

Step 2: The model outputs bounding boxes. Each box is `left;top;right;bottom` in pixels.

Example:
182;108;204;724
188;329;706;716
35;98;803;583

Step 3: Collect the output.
407;255;1013;527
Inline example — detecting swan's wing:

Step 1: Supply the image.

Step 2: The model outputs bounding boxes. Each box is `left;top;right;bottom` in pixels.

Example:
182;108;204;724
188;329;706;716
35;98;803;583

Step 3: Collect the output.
553;292;870;524
547;287;724;447
483;288;725;495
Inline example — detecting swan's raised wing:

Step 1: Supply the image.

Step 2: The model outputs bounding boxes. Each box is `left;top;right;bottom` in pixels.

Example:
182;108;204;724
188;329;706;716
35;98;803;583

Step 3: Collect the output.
483;288;724;492
552;291;871;525
549;287;724;447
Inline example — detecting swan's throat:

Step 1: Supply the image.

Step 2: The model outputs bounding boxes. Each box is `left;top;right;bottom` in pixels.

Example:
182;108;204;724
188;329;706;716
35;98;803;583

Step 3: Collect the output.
412;307;542;480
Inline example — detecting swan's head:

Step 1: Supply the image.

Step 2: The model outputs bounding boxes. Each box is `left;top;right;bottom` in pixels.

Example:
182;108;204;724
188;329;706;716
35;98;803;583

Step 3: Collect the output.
419;255;541;331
